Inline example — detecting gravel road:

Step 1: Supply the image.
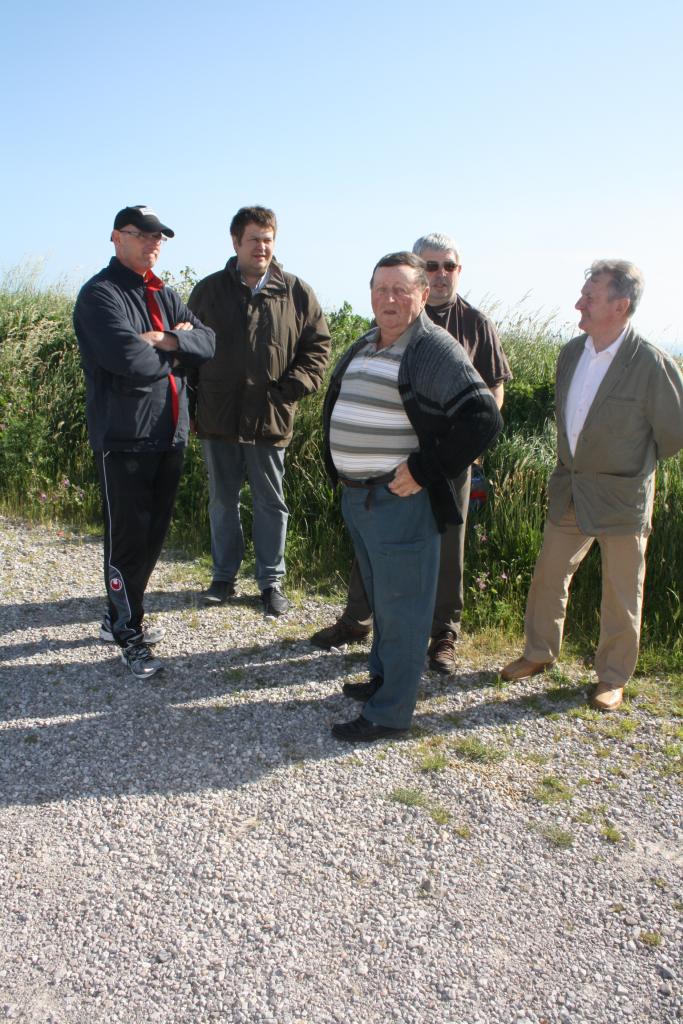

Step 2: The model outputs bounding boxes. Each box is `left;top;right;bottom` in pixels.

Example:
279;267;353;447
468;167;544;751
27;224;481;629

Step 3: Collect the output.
0;516;680;1024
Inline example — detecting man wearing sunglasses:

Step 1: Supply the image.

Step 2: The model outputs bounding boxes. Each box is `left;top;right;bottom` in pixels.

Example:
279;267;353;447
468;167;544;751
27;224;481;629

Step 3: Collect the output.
74;205;215;678
311;232;510;676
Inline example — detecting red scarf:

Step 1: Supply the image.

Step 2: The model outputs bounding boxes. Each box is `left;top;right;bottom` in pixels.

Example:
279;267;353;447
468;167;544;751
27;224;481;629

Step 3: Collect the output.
144;271;179;428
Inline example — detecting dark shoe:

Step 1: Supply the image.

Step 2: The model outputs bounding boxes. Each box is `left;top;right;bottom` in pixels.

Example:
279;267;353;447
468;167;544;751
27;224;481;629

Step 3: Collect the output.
100;613;164;645
342;675;383;701
428;632;456;675
331;715;407;743
120;641;163;679
201;580;236;604
310;618;371;649
261;586;290;617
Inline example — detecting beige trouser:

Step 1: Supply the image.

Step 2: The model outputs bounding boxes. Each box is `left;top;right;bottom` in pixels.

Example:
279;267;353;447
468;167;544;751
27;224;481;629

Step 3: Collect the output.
524;507;649;687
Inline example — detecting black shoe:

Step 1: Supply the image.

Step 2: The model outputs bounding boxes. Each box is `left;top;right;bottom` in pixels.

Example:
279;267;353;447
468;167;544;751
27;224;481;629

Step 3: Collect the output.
342;675;383;701
202;580;236;604
331;715;408;743
100;613;164;645
428;631;457;675
310;618;371;649
261;586;290;617
120;641;163;679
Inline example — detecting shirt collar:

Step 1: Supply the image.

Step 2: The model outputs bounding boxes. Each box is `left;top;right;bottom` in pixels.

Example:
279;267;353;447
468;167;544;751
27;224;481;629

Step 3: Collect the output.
584;325;628;359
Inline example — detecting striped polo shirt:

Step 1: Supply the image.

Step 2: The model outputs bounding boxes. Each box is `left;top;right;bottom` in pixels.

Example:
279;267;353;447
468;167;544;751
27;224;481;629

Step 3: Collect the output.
330;322;419;480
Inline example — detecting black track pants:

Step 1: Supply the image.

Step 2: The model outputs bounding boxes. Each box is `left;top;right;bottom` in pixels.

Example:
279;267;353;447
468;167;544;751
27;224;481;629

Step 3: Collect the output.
95;449;184;646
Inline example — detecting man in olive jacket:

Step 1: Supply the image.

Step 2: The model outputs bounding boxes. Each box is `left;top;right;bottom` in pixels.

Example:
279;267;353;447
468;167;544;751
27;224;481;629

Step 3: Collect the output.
187;206;331;616
502;259;683;711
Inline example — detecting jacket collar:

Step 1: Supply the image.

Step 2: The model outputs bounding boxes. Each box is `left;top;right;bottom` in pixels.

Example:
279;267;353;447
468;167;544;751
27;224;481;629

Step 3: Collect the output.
225;255;288;296
560;325;640;429
108;256;148;287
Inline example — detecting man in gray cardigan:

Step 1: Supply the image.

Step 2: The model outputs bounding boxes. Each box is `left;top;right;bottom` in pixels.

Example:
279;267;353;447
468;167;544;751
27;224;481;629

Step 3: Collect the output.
501;259;683;711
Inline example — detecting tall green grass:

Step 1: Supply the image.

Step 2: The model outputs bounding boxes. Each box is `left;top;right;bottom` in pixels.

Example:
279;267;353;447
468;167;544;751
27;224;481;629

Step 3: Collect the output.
1;269;681;666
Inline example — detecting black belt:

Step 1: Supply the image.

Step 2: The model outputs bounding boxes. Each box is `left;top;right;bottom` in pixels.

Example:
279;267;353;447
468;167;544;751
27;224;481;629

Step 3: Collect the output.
338;471;395;508
338;470;395;488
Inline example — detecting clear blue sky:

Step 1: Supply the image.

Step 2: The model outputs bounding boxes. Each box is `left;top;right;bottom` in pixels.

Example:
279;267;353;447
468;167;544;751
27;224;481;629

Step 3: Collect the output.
3;0;682;349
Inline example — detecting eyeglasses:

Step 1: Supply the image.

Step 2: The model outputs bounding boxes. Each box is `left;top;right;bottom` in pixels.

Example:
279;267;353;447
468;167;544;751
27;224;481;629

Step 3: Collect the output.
424;260;458;273
118;229;168;243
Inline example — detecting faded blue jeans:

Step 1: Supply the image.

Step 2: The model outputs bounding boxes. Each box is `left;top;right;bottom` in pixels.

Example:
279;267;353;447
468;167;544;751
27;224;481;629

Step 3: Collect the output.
202;440;288;591
341;484;439;729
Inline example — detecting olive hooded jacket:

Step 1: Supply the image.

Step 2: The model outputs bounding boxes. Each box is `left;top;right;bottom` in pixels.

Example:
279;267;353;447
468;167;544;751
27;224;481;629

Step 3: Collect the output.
187;257;331;447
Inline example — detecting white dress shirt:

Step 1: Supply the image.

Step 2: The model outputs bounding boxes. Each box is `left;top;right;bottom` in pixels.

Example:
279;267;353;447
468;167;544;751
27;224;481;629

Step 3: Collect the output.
565;326;628;456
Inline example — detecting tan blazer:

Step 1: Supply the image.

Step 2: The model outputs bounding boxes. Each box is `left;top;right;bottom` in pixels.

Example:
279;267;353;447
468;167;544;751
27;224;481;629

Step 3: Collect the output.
547;327;683;535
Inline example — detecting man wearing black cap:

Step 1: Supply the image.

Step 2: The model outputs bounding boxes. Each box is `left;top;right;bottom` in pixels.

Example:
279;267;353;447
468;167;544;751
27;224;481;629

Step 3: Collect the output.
74;205;215;678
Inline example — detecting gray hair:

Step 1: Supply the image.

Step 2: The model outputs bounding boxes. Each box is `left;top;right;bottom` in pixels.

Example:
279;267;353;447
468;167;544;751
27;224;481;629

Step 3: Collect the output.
588;259;644;315
413;233;461;264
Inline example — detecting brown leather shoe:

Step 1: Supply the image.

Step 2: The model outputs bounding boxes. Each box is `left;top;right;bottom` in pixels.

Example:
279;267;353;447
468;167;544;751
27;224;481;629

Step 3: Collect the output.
500;656;553;682
590;680;624;712
310;618;371;649
428;632;456;675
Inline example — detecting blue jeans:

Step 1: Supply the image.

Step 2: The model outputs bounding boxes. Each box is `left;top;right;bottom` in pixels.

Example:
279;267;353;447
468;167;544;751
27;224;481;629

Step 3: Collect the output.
201;440;288;591
341;485;439;729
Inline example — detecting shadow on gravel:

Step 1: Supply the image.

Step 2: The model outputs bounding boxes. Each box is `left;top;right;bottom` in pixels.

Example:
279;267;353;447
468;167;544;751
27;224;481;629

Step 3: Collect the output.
0;590;592;810
0;589;216;638
0;654;356;807
422;679;591;734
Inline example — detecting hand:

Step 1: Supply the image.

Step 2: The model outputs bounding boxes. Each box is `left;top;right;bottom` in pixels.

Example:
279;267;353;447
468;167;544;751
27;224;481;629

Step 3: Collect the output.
173;321;193;331
189;418;197;435
388;461;422;497
139;330;179;352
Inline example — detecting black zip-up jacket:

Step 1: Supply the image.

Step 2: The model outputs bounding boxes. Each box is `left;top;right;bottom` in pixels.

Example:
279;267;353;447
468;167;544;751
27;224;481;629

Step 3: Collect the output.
323;312;503;531
73;258;215;452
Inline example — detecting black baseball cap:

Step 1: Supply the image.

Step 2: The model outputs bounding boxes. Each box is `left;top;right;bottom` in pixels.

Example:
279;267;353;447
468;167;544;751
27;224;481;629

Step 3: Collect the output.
113;205;175;238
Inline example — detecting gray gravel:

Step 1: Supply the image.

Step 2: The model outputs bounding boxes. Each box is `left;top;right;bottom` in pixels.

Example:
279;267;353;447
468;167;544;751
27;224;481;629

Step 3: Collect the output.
0;515;681;1024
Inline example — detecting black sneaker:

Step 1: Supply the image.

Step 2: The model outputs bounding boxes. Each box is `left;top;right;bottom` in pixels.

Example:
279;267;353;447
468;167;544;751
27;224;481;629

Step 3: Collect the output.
120;641;163;679
261;586;290;617
331;715;407;743
99;613;165;645
342;675;383;702
201;580;236;604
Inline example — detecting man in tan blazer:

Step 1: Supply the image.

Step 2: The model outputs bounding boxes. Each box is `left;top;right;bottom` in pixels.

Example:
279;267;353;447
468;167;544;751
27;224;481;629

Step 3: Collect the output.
501;259;683;710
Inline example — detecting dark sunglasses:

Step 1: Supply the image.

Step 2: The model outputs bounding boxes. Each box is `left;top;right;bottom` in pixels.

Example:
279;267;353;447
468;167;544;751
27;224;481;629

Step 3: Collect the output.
425;260;458;273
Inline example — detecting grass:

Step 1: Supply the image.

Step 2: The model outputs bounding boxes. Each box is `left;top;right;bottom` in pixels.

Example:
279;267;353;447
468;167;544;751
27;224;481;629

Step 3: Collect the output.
538;824;574;850
387;788;452;827
452;736;507;765
638;930;662;947
534;775;574;804
600;822;622;844
420;751;449;773
389;787;429;808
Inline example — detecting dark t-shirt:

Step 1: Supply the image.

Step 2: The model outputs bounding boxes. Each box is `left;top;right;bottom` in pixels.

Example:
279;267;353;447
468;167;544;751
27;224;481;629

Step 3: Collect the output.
426;294;512;389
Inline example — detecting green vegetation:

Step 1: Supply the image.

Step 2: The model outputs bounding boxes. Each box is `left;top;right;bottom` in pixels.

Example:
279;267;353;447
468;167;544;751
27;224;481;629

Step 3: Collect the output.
452;736;508;765
638;930;662;947
537;824;574;850
533;775;574;804
1;267;682;670
599;822;622;844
